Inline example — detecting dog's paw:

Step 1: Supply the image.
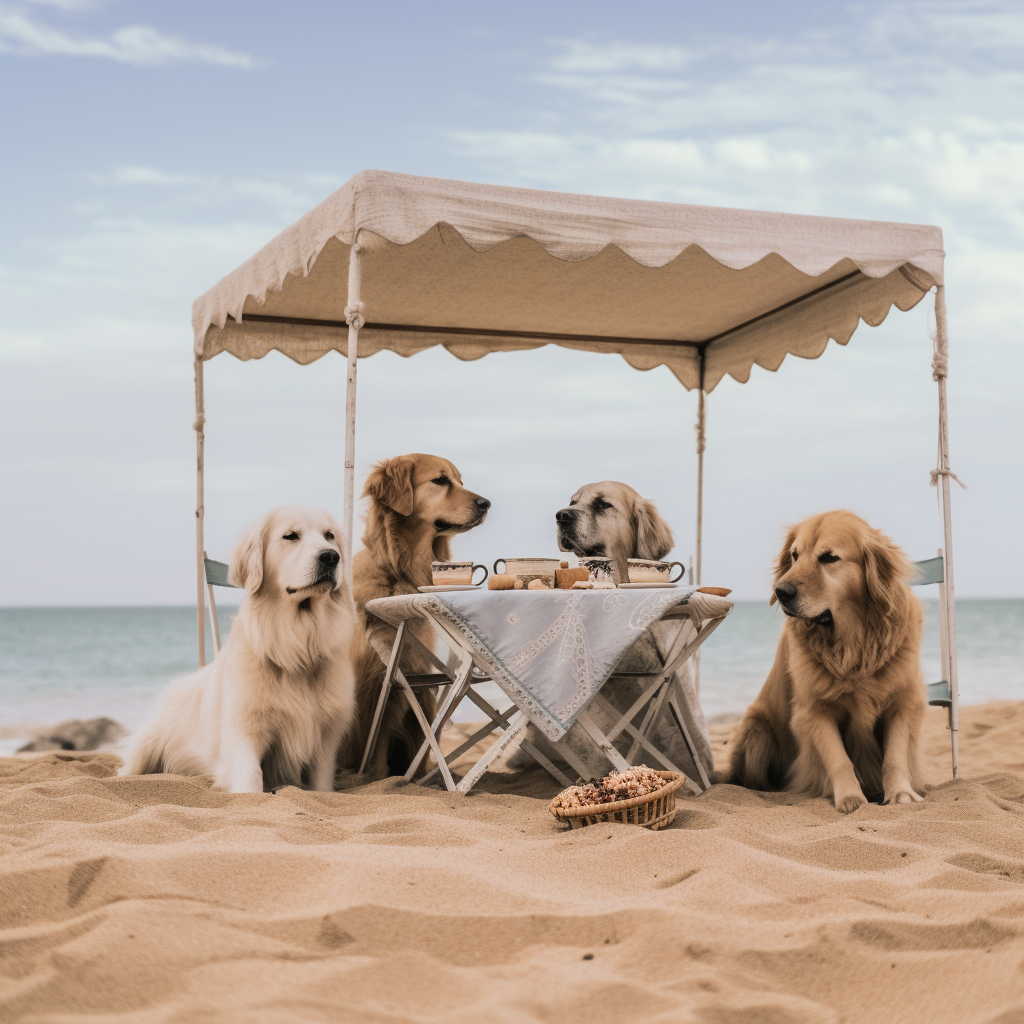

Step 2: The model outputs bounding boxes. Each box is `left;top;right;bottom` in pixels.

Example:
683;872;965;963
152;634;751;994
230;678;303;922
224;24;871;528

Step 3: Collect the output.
834;790;868;814
884;786;924;805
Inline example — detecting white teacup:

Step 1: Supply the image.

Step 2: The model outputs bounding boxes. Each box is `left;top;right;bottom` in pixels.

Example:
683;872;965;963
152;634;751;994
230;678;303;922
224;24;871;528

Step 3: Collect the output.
627;558;685;584
493;557;560;583
578;556;617;582
431;561;488;586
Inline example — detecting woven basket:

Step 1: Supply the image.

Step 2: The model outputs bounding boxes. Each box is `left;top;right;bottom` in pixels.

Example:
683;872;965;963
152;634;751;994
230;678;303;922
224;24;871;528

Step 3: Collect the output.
549;771;684;830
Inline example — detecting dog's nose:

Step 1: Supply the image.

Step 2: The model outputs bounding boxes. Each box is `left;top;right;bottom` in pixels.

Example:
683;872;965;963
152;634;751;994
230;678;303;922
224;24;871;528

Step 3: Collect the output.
774;582;797;605
318;550;340;568
556;509;575;524
475;497;491;511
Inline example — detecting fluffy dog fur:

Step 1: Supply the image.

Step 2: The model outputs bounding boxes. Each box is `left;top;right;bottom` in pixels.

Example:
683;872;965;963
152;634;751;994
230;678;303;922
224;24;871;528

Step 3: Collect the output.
729;510;927;813
556;481;675;584
120;507;358;793
341;454;490;778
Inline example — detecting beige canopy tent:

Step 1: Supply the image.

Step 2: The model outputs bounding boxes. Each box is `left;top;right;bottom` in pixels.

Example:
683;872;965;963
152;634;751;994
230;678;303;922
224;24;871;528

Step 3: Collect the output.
191;169;961;771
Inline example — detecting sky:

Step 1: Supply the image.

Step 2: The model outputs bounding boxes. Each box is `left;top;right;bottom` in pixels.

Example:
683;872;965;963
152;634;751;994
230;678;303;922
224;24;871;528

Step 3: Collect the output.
1;0;1021;605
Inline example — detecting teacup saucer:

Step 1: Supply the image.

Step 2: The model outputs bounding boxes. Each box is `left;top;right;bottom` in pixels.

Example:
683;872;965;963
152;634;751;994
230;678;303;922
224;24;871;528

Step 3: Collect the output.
617;582;679;589
417;584;481;593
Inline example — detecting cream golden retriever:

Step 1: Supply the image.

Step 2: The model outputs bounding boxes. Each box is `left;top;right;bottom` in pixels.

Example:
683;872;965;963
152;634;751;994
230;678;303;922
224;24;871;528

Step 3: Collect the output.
120;507;358;793
341;454;490;777
729;510;926;812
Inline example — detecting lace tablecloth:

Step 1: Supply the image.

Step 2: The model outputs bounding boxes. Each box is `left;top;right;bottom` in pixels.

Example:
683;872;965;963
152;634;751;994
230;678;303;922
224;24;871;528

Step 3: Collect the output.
364;587;732;744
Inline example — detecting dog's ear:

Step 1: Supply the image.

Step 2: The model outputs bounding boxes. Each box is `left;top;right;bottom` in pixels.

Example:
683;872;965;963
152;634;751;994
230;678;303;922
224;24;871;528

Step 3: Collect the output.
769;527;797;606
633;498;674;560
363;456;416;517
862;527;912;618
861;526;913;668
329;518;348;591
230;519;265;593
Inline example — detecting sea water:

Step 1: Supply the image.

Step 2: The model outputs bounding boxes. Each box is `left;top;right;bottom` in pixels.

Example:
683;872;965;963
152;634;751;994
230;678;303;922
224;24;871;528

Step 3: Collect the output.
0;600;1020;755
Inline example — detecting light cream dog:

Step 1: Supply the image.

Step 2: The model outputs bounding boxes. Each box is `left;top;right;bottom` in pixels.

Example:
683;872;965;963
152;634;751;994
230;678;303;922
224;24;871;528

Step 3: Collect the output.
120;506;358;793
729;511;926;812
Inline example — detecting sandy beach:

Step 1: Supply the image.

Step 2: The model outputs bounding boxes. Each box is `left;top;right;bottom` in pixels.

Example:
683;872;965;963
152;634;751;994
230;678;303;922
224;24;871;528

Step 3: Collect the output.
1;700;1021;1024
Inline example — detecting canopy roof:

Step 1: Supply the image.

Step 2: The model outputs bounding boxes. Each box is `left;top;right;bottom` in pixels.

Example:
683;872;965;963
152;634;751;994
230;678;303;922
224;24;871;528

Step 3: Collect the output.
193;170;943;392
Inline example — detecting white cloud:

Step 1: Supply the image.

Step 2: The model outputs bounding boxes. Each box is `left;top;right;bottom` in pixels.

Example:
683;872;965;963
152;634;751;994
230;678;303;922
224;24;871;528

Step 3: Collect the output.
860;0;1024;54
548;40;696;74
25;0;96;10
450;2;1024;241
0;6;257;68
102;166;215;187
87;165;345;221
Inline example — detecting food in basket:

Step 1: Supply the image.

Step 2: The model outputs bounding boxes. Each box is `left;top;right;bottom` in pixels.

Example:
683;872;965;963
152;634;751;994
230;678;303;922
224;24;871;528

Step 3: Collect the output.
552;765;668;809
527;578;551;590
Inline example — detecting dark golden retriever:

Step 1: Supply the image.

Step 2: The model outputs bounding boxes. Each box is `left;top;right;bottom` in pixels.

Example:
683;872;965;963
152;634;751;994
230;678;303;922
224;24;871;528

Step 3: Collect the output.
339;454;490;778
729;511;926;812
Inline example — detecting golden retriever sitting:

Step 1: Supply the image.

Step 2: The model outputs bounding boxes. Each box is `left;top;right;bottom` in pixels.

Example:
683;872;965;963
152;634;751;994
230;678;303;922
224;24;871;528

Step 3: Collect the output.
342;453;490;777
729;510;926;812
503;481;714;782
556;480;674;584
120;507;358;793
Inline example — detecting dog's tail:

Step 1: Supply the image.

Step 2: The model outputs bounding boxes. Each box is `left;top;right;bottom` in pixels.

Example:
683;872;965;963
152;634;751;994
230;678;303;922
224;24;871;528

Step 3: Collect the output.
727;709;789;791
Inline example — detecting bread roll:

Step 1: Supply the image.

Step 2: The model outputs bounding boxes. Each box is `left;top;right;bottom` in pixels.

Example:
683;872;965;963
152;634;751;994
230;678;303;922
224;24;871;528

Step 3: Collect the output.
555;568;590;589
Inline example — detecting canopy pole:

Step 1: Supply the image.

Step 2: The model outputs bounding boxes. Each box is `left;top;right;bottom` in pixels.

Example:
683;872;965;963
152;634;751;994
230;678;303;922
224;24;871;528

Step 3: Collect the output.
194;354;206;668
693;353;707;695
343;240;364;579
695;352;706;587
931;285;961;779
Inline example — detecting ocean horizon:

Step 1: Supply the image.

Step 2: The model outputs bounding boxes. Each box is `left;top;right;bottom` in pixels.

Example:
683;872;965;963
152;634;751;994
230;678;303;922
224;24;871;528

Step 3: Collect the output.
2;599;1020;755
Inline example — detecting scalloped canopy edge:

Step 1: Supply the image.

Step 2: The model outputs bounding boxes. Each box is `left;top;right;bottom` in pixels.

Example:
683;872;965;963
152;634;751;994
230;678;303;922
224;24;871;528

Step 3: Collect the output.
192;170;943;391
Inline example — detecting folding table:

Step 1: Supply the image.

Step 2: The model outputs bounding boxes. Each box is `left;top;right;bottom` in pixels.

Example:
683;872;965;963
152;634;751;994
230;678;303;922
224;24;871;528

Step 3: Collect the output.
359;586;732;794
